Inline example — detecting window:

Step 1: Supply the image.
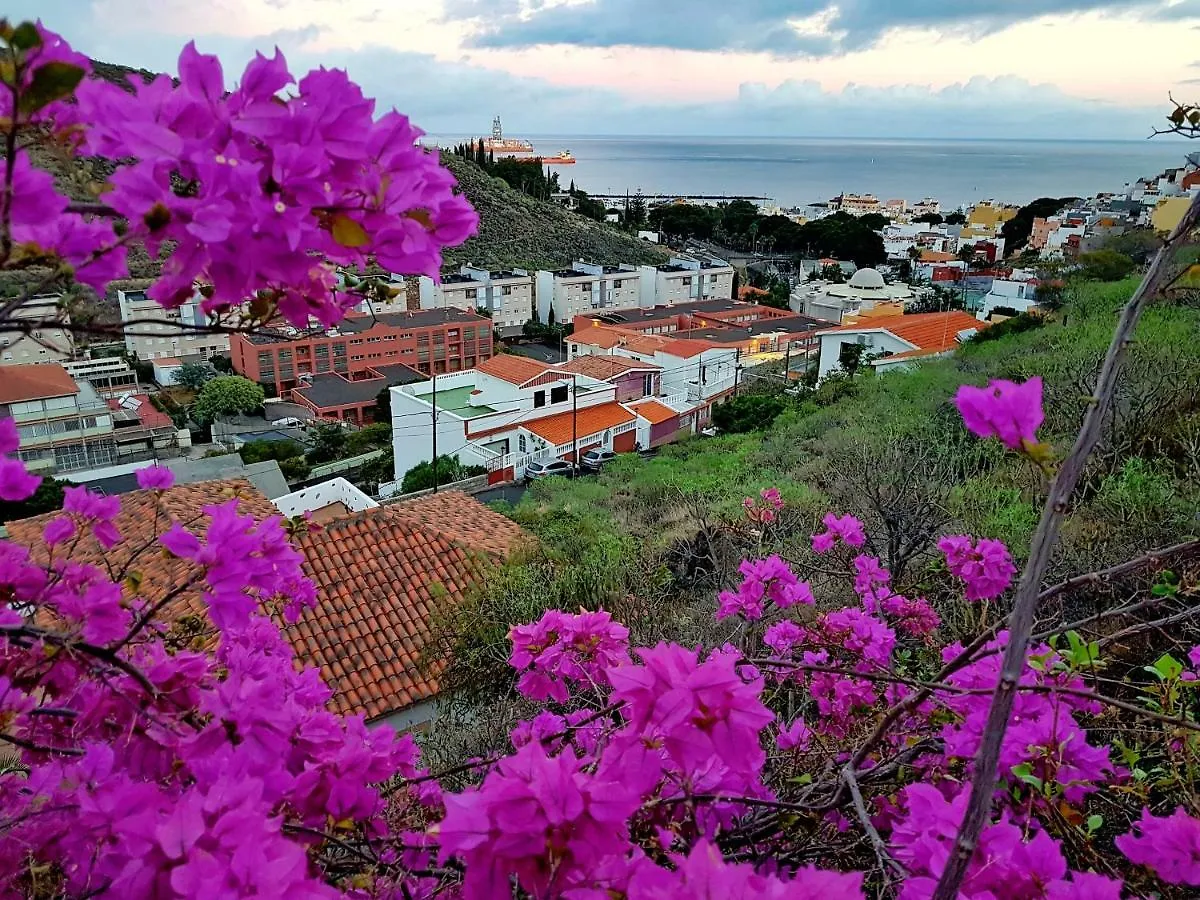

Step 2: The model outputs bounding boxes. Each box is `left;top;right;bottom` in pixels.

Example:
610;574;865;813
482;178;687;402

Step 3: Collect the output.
502;286;513;295
580;282;592;292
465;289;477;300
643;373;655;396
519;434;527;452
533;390;546;408
550;384;568;404
613;279;623;289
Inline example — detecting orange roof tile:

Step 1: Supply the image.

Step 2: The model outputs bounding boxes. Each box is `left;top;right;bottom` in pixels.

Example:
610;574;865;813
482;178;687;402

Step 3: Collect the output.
522;402;636;447
630;399;678;426
659;338;711;359
6;481;527;723
6;479;279;626
559;356;659;380
287;507;504;719
918;250;956;263
390;490;528;559
818;311;985;357
476;354;551;385
0;363;80;404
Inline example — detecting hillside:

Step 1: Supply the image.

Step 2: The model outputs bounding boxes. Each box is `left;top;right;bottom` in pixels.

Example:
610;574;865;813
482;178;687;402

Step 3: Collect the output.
22;59;667;285
439;154;668;270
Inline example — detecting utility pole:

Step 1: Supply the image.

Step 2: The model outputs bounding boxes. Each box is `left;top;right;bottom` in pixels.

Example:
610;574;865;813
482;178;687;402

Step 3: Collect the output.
431;373;438;494
571;374;578;465
784;341;791;381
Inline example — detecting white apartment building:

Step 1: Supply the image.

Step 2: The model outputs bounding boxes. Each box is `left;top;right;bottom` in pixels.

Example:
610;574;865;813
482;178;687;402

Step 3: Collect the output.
117;288;230;362
419;267;534;337
1;294;74;365
638;254;735;307
978;280;1039;320
535;262;642;324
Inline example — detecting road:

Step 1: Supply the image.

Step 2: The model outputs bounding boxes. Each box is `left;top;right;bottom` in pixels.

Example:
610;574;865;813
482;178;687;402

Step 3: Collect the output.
509;343;567;364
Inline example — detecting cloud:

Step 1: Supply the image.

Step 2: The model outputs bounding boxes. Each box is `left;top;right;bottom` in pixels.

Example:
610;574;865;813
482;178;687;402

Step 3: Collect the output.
460;0;1200;57
10;0;1168;140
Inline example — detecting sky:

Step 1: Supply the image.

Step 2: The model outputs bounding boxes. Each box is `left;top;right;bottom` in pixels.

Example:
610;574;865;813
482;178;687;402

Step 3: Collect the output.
14;0;1200;140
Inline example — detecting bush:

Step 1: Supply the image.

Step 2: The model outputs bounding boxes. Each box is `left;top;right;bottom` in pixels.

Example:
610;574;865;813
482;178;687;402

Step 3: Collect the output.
192;376;265;424
711;394;787;434
400;455;487;493
239;439;304;465
969;312;1044;344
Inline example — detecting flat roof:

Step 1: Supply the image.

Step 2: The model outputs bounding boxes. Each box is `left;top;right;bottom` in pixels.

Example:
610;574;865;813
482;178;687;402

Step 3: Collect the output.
440;273;483;285
600;299;760;324
414;384;497;419
293;366;426;409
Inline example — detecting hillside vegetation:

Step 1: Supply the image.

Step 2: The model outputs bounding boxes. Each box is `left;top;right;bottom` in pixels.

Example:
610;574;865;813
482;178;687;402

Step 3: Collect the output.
439;154;668;271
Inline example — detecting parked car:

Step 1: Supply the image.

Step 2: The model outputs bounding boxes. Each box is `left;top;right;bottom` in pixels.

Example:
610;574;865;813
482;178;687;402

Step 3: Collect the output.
580;449;616;472
524;459;576;483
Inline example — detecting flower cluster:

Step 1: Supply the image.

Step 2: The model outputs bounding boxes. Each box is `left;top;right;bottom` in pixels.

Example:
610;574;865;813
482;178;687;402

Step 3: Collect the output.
508;609;630;702
743;486;785;524
938;535;1017;601
12;23;474;328
812;512;867;553
954;376;1044;452
717;555;814;621
1116;806;1200;886
892;784;1124;899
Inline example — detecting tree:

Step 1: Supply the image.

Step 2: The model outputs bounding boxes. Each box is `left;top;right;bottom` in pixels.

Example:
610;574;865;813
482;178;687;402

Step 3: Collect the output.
0;476;70;522
896;259;914;283
1076;249;1136;282
172;360;218;391
859;212;888;231
210;354;234;374
1100;228;1161;265
711;394;787;434
374;386;392;422
192;376;265;424
623;189;647;230
305;423;348;466
944;211;967;225
1001;197;1076;252
400;455;487;493
239;439;304;465
914;212;944;225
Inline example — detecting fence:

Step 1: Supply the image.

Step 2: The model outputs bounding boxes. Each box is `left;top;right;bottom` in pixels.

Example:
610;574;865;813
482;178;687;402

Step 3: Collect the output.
379;473;491;503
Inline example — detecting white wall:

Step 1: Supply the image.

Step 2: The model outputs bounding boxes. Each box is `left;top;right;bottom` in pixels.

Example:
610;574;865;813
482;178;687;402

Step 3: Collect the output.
816;329;916;379
390;386;465;480
274;477;378;518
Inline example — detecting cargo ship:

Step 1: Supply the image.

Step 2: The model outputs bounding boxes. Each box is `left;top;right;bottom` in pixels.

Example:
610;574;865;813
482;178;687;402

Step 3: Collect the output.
482;116;534;154
511;150;576;166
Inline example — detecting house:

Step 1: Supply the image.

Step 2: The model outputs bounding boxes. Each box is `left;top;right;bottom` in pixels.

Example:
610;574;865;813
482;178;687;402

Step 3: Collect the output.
629;397;695;449
273;477;379;523
389;354;621;480
910;198;941;218
0;363;124;475
419;267;534;338
557;355;661;402
230;308;493;397
801;268;914;323
292;363;426;425
116;288;230;362
516;401;640;462
978;280;1039;320
61;357;140;397
814;311;985;379
5;480;526;732
1;294;73;365
1151;196;1194;235
535;262;644;324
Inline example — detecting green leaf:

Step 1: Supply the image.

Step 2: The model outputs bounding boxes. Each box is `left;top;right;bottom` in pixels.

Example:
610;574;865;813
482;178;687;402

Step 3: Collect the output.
9;22;43;51
1086;814;1103;835
19;61;85;115
1153;653;1184;681
1011;762;1044;791
330;214;369;248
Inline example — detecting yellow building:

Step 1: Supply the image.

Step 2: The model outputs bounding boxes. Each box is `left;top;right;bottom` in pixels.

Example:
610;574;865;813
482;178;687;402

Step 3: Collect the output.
966;202;1018;231
1151;196;1193;234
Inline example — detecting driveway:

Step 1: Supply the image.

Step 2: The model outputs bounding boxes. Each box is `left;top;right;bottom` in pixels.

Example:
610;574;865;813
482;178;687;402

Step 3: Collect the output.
475;483;529;506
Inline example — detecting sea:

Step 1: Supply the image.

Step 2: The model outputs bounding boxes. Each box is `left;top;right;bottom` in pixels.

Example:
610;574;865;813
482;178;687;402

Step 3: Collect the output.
434;135;1194;210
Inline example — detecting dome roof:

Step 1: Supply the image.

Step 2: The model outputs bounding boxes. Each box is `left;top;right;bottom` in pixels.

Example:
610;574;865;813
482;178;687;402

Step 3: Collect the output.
848;268;885;290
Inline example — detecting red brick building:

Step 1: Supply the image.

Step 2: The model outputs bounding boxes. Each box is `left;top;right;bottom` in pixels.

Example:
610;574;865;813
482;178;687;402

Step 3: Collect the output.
230;308;492;397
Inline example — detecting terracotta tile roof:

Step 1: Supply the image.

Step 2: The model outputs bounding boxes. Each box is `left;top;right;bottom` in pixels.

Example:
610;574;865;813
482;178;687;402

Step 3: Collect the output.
390;490;527;559
522;402;636;447
285;507;502;719
817;311;985;357
918;250;957;263
7;480;527;723
5;479;278;624
629;399;678;426
559;356;659;380
659;339;712;359
0;363;80;404
476;354;551;385
570;327;626;351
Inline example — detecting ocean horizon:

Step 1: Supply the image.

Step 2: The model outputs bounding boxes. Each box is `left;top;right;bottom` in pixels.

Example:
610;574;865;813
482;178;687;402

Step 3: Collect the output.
428;134;1192;210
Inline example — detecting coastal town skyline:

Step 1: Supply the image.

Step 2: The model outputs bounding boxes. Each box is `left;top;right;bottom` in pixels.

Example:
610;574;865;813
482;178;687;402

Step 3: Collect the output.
14;0;1200;140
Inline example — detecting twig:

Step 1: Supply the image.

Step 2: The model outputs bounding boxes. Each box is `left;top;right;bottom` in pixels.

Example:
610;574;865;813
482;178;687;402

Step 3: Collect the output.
843;764;906;886
932;189;1200;900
